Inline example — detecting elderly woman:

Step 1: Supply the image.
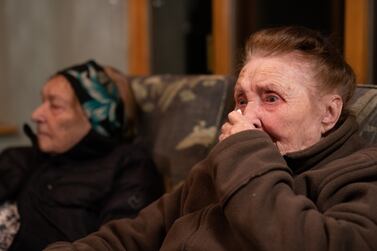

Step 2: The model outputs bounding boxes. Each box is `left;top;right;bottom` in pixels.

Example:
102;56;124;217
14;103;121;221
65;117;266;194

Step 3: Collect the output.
0;60;164;251
45;27;377;251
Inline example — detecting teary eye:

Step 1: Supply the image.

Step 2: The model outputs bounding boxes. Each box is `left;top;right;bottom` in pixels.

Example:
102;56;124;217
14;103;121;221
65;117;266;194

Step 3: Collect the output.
264;95;279;103
49;101;65;112
238;97;248;105
234;89;248;107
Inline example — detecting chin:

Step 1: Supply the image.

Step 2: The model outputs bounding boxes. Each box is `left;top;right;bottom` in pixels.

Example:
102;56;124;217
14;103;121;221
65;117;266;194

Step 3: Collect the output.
37;140;54;153
38;145;53;153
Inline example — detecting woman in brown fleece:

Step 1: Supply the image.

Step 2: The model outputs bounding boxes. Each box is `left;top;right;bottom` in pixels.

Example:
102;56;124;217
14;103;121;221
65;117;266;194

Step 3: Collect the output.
45;26;377;251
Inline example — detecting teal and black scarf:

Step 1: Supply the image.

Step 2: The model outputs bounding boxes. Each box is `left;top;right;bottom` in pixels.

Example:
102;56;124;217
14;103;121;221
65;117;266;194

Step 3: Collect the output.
58;60;124;138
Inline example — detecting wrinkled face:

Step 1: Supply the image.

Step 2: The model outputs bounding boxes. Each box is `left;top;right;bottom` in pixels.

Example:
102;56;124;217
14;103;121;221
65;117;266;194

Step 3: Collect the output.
31;76;91;154
234;53;339;154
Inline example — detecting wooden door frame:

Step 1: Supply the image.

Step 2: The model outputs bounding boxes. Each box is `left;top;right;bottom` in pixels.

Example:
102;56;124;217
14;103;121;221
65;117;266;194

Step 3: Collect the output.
127;0;235;75
127;0;151;75
344;0;369;84
212;0;233;74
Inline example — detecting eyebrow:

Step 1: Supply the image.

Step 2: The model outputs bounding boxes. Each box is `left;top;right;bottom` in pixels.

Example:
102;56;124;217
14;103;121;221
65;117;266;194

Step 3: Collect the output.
235;81;290;100
259;82;290;97
233;84;245;97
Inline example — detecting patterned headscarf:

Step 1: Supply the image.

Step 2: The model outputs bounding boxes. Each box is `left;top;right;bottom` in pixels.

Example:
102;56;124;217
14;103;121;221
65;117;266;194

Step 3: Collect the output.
58;60;124;138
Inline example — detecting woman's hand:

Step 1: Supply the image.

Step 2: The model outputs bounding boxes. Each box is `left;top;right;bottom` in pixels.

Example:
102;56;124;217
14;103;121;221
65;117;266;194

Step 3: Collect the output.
219;109;256;142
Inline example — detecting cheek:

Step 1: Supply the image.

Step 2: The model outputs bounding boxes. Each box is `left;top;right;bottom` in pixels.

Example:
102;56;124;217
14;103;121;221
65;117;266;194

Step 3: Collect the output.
261;116;291;139
58;113;91;140
52;118;74;137
267;112;322;147
258;109;304;141
48;115;82;146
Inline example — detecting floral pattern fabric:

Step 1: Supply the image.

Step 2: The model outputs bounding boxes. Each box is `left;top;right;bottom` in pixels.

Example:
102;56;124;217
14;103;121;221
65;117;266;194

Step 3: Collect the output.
130;75;235;189
350;85;377;144
0;202;20;251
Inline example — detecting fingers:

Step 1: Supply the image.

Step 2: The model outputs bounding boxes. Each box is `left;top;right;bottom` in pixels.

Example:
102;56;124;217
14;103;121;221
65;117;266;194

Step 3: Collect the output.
219;109;258;142
219;122;231;142
227;109;243;124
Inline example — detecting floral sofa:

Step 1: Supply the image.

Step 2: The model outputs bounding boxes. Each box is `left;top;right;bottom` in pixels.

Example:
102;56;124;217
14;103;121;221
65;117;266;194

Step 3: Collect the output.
121;74;377;191
128;75;235;190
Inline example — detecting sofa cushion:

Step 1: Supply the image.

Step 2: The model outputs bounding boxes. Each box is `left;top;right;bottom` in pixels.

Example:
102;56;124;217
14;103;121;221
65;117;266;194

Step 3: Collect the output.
130;75;235;189
350;84;377;145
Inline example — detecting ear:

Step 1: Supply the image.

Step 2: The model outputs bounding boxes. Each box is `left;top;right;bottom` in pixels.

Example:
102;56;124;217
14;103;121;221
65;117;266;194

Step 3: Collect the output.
321;94;343;135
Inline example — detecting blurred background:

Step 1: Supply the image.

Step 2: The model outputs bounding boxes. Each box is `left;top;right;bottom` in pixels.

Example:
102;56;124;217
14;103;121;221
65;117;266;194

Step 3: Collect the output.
0;0;375;149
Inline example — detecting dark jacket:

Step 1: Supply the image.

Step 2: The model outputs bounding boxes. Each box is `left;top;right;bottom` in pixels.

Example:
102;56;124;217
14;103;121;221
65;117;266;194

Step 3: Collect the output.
0;129;164;251
45;116;377;251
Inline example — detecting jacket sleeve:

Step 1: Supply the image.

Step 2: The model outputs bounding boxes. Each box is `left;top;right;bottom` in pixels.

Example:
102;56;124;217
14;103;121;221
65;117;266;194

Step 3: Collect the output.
98;148;165;223
209;130;377;251
0;147;35;201
44;185;183;251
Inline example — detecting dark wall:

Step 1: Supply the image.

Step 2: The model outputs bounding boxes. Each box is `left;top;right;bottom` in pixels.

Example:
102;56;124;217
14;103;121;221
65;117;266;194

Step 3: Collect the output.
235;0;344;67
150;0;346;75
151;0;211;74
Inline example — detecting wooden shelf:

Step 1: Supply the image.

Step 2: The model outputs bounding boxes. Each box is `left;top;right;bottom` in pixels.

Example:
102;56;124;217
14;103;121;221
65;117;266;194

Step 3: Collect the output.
0;124;18;136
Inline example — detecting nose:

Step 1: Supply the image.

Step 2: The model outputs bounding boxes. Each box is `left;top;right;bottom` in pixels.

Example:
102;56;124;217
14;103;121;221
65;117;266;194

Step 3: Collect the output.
244;101;262;129
31;103;47;123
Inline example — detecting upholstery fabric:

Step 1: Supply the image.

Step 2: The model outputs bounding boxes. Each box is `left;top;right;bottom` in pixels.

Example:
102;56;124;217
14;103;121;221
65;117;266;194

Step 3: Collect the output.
350;84;377;145
129;75;235;189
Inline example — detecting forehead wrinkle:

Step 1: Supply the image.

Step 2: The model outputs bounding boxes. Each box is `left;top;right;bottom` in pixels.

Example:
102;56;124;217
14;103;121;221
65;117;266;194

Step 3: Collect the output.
43;77;77;103
42;92;76;110
237;64;291;97
237;53;317;99
45;93;67;103
253;69;293;94
259;58;317;97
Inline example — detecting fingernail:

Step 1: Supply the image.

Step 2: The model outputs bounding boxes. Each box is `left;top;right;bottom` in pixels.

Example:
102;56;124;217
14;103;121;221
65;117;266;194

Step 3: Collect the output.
236;109;242;114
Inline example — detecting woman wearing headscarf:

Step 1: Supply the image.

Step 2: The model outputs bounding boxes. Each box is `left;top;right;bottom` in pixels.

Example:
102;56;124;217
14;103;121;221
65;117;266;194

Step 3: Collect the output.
0;60;164;251
45;27;377;251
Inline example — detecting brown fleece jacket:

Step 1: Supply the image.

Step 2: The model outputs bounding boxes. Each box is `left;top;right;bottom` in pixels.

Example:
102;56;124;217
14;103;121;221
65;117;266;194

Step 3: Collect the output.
45;116;377;251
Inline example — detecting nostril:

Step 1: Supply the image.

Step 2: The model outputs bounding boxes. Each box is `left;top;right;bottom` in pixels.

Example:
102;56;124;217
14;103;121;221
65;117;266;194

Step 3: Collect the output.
251;119;262;129
32;113;44;123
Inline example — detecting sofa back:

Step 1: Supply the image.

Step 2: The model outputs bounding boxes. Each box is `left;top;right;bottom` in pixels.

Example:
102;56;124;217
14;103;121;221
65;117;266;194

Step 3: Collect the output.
349;85;377;145
129;75;235;190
